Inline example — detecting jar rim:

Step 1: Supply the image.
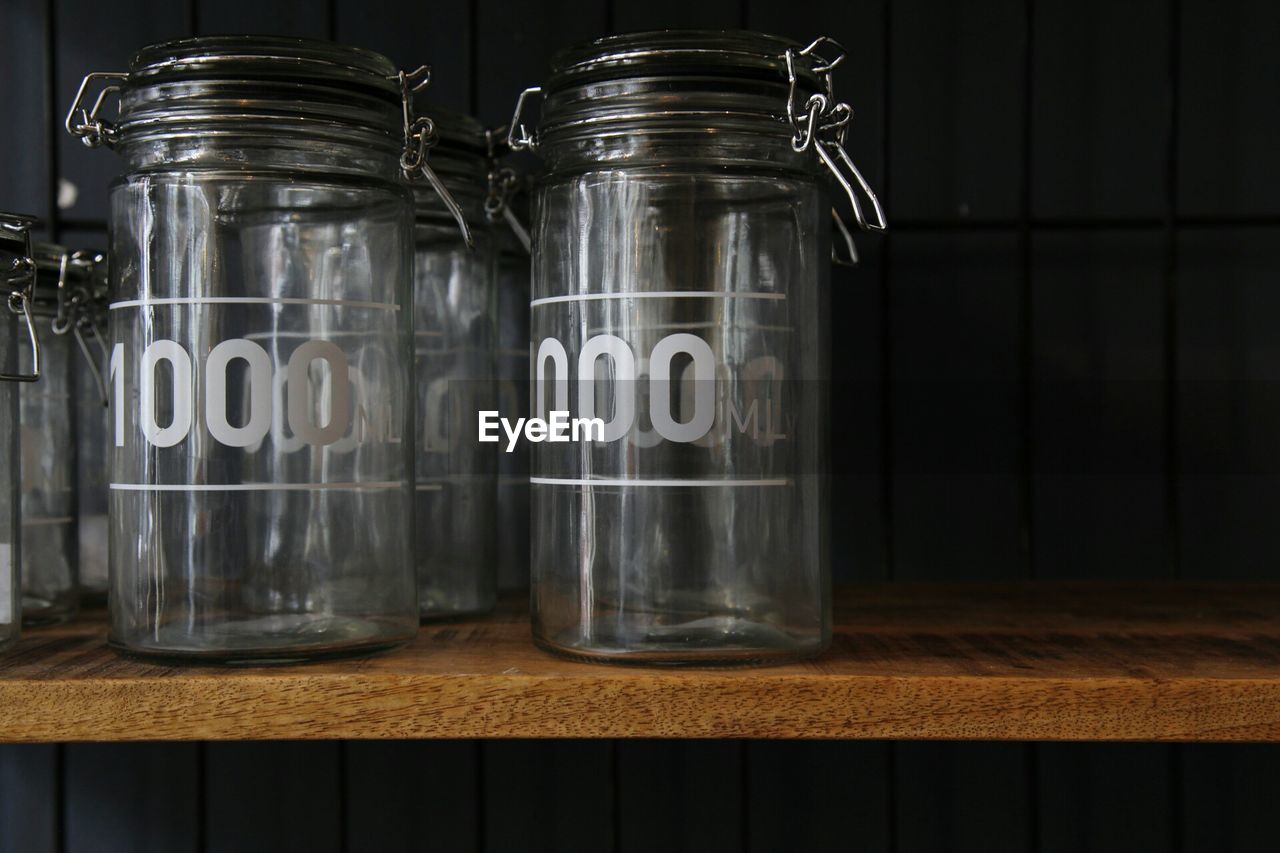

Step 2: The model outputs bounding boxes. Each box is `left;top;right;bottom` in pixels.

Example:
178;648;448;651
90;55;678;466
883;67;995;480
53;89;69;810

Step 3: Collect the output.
533;29;827;149
113;36;406;146
130;36;401;94
548;29;824;89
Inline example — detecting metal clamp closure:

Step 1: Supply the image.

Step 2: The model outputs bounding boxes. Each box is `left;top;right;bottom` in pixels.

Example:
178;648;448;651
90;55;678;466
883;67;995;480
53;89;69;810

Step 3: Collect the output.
783;38;886;245
65;72;127;148
506;87;543;152
393;66;474;248
484;127;532;253
0;214;41;382
53;250;110;404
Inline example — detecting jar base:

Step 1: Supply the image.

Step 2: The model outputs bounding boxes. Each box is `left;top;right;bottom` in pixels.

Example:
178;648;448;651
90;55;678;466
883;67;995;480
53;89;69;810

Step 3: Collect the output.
533;618;829;668
22;594;79;627
109;614;416;665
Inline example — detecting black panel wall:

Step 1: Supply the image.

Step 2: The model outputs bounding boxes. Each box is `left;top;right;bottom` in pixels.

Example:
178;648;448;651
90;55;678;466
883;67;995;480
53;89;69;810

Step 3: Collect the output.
1;0;1278;850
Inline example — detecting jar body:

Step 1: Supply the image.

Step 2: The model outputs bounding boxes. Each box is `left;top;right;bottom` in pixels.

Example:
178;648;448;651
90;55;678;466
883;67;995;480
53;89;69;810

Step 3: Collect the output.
77;347;109;603
413;219;497;618
495;235;530;592
20;331;78;625
530;164;831;664
0;313;19;651
107;162;418;661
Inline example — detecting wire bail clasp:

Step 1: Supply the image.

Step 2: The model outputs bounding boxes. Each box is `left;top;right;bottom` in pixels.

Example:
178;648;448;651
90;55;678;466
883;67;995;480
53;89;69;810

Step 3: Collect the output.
393;66;474;248
484;127;531;253
52;249;110;405
506;87;543;152
65;72;127;148
0;214;41;382
782;37;886;265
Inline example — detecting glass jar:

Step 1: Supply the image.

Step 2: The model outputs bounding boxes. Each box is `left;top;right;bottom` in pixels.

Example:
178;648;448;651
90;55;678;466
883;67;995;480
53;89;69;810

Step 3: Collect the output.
66;36;460;660
0;214;39;652
19;242;89;626
412;112;498;619
493;177;531;593
509;31;885;664
71;253;110;604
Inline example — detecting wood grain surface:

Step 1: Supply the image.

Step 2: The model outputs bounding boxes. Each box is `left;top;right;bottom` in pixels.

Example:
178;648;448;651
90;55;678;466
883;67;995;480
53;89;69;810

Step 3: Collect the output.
2;583;1279;743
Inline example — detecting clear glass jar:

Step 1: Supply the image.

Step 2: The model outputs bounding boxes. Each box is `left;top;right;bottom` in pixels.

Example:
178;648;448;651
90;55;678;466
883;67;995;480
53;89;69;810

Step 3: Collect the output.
0;214;38;652
71;252;110;604
412;113;498;619
65;36;456;661
19;243;88;626
510;31;885;664
493;182;531;593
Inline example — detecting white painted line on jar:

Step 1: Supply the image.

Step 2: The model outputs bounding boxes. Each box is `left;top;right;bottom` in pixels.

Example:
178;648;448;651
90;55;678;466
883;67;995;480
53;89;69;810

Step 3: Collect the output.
530;291;786;308
414;484;446;491
109;297;399;311
109;482;404;492
529;477;790;487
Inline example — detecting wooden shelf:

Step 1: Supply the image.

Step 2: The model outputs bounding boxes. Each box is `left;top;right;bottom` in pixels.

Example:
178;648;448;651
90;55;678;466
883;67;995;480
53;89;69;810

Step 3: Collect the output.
2;582;1279;743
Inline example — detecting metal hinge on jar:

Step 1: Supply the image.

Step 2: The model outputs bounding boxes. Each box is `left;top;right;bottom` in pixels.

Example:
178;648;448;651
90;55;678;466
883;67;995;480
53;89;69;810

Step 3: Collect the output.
65;73;127;148
484;127;532;253
783;37;887;266
51;249;110;406
0;214;41;382
393;66;475;249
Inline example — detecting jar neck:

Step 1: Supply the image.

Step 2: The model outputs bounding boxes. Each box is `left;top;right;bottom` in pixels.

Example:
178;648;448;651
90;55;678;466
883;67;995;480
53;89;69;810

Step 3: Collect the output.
115;130;404;182
536;125;818;178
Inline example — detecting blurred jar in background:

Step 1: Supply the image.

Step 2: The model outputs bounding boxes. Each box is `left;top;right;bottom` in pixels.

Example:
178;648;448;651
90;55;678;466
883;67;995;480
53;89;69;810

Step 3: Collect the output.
20;242;89;626
71;252;110;605
490;163;531;594
0;214;38;652
412;112;498;619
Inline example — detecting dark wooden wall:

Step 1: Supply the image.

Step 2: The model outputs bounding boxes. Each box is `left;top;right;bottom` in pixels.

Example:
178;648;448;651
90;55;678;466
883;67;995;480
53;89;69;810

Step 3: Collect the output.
2;0;1280;850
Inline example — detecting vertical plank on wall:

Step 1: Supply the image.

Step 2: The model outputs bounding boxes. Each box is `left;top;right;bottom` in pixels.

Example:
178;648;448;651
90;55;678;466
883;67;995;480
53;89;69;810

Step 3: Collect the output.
889;0;1026;221
344;741;478;853
611;0;740;32
473;0;611;128
1030;230;1169;578
746;741;891;853
204;742;343;853
482;740;614;853
63;743;200;853
1037;744;1176;853
889;231;1024;580
895;742;1032;853
334;0;473;112
196;1;330;39
55;0;192;226
1030;0;1169;219
1176;227;1280;577
1177;0;1280;217
0;0;50;226
1181;745;1280;853
0;745;58;853
615;741;743;853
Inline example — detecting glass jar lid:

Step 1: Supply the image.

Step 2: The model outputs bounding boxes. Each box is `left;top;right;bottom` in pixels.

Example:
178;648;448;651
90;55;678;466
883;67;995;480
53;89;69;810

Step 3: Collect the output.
66;37;477;245
523;30;827;147
508;29;886;236
70;36;405;151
